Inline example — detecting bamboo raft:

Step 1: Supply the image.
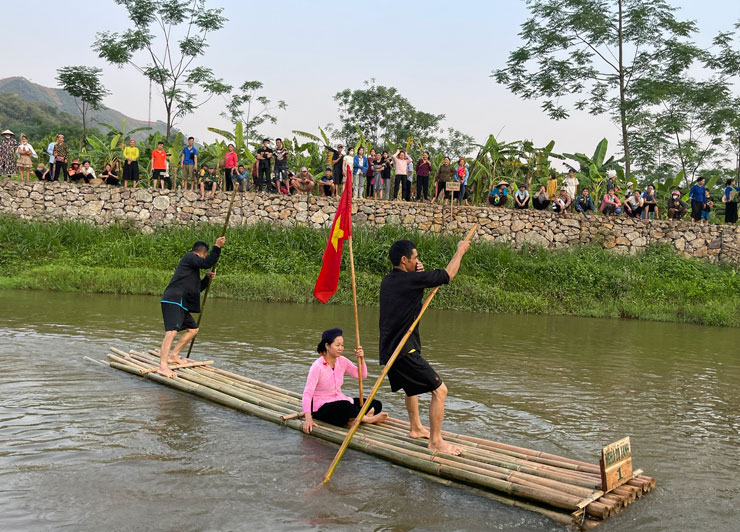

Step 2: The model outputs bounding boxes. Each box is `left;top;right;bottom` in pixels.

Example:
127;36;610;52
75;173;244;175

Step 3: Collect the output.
101;347;655;530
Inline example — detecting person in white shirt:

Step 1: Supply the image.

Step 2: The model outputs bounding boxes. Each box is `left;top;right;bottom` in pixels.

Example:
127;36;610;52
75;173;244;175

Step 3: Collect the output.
563;169;579;204
16;134;37;182
79;160;96;184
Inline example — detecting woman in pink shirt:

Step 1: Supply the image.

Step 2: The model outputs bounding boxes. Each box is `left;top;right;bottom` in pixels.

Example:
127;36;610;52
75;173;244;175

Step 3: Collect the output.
223;143;238;192
302;328;387;433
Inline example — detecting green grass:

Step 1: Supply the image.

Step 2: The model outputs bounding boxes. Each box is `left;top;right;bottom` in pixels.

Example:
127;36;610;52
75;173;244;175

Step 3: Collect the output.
2;215;740;327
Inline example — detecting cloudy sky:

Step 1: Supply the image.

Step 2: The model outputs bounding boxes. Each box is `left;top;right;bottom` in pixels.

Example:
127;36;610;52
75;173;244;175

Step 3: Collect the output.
1;0;736;165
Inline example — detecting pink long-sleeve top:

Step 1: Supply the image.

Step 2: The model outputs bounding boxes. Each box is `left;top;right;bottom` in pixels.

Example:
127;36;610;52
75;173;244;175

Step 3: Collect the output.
224;151;238;169
302;355;367;413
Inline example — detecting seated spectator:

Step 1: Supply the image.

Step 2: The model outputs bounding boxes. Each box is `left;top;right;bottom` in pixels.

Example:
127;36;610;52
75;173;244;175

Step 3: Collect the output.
552;187;571;215
232;164;249;191
546;172;558;200
67;160;82;182
317;168;334;196
280;170;294;195
642;185;659;220
199;165;217;200
575;188;595;219
100;163;119;186
514;184;530;209
624;189;644;218
293;166;316;195
701;189;714;223
600;188;622;215
34;163;51;182
667;191;688;220
623;181;635;202
79;160;96;184
488;181;509;207
532;185;550;210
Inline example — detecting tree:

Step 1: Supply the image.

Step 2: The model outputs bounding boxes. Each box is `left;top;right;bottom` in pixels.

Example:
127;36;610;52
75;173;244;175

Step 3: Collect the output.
222;80;287;145
94;0;231;141
333;80;445;148
56;66;110;146
493;0;701;177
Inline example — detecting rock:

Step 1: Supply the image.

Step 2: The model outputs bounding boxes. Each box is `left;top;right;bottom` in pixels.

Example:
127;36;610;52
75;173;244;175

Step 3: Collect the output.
134;189;153;202
519;231;549;247
152;196;170;210
80;200;104;216
511;220;525;232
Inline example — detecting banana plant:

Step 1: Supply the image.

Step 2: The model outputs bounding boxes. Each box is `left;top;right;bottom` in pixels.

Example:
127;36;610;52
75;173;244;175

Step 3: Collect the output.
208;121;255;166
563;138;624;200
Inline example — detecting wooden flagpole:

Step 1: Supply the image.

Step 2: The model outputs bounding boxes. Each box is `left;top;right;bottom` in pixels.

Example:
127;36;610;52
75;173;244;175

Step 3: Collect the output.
185;185;240;358
321;223;479;484
347;236;364;406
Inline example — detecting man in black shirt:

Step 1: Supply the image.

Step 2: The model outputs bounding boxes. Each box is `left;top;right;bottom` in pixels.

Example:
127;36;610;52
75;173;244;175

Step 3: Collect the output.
158;237;225;378
272;138;289;193
326;144;344;195
256;138;273;192
379;238;470;455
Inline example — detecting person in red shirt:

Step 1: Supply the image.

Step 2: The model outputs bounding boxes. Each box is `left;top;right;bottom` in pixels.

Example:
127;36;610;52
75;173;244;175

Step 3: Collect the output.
223;143;238;192
151;141;169;190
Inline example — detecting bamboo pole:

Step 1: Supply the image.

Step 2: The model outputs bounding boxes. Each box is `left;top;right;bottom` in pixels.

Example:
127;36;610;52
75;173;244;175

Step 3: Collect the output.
322;223;479;484
185;185;240;358
347;236;363;406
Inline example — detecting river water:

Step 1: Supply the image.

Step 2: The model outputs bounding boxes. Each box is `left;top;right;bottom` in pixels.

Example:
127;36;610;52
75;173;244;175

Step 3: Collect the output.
1;289;738;531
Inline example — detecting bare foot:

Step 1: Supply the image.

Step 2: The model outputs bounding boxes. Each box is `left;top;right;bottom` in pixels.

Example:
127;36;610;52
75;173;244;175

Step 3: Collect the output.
363;412;389;425
428;438;462;456
409;426;431;439
200;195;205;200
157;367;177;379
167;356;186;365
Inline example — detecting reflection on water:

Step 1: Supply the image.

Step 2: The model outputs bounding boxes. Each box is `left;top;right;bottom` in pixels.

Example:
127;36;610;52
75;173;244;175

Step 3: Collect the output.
1;289;739;531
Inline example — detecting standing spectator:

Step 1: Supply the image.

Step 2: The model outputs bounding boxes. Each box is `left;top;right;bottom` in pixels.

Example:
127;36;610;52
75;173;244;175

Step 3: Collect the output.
151;141;168;190
46;135;57;177
433;156;455;203
365;148;376;198
180;136;198;190
223;143;238;192
326;144;345;196
605;171;620;196
318;167;334;196
256;138;273;193
689;177;706;223
642;185;659;220
15;134;37;182
488;182;509;207
553;188;571;215
372;154;386;200
514;183;530;210
79;160;96;184
353;147;368;198
723;178;738;224
623;181;635;202
381;150;392;199
52;134;68;181
532;185;550;210
406;157;415;201
271;138;288;193
456;158;469;205
232;164;249;192
575;188;595;218
100;163;119;186
563;169;579;205
600;188;622;215
416;151;432;202
292;166;316;196
667;190;688;220
546;172;558;200
701;189;714;223
122;138;140;188
392;149;410;201
624;189;644;218
0;129;19;178
35;163;51;182
343;147;355;191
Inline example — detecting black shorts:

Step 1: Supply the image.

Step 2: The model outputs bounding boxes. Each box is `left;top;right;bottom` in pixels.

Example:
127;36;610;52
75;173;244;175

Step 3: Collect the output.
333;173;344;185
152;169;166;180
161;302;198;332
313;397;383;427
386;351;443;397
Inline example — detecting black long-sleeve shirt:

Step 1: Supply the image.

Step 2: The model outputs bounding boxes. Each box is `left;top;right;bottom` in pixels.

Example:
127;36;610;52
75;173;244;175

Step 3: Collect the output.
161;246;221;312
378;268;450;364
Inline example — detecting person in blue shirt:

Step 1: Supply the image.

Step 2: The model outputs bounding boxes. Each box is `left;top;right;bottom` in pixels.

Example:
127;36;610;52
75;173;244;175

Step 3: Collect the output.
352;147;369;198
688;177;706;223
488;182;509;207
232;164;250;192
723;178;738;224
179;137;198;190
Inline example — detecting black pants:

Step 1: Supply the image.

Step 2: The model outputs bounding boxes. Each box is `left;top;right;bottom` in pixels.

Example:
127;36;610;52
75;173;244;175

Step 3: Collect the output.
312;397;383;428
223;168;234;191
393;174;408;200
53;161;67;181
365;174;374;197
691;199;703;221
416;175;429;200
258;166;270;191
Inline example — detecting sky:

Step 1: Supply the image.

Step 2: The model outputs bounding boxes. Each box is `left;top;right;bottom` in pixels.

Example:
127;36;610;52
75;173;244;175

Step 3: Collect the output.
1;0;737;167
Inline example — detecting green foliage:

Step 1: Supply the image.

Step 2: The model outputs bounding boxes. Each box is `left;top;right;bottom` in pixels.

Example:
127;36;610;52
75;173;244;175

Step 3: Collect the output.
2;216;740;327
56;66;110;146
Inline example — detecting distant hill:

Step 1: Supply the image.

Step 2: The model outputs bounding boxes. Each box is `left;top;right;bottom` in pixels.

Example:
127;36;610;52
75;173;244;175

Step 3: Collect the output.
0;76;169;141
0;93;84;141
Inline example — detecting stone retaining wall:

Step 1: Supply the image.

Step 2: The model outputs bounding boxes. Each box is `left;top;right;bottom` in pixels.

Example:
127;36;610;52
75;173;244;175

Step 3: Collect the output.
3;180;740;263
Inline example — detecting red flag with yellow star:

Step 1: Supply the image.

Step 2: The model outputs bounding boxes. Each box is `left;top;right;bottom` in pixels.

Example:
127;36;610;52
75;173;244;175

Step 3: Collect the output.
313;166;353;303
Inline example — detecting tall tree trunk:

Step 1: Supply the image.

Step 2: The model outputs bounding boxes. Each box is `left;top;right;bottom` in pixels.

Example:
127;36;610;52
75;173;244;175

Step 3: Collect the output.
617;0;631;178
82;103;88;149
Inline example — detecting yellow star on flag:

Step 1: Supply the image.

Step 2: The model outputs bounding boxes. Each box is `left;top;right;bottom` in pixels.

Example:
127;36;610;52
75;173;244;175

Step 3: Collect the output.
331;215;344;251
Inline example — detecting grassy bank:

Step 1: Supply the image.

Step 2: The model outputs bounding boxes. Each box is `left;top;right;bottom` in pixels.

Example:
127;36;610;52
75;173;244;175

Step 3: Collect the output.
2;215;739;327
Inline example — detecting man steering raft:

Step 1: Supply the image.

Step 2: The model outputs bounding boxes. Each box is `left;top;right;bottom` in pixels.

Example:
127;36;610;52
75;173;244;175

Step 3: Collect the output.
379;239;470;455
158;237;225;378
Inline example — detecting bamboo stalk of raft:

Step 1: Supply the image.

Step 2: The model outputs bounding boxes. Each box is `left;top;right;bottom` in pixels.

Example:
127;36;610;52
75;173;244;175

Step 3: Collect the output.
105;347;654;529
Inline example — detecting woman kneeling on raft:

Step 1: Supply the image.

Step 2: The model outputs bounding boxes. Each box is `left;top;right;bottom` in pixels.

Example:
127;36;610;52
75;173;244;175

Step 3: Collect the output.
302;328;388;433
